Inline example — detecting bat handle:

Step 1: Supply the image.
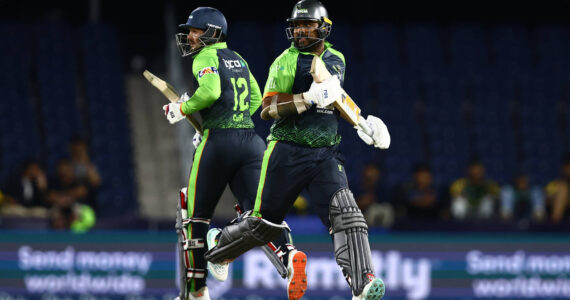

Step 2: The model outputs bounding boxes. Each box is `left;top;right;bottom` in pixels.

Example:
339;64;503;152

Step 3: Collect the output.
358;119;374;137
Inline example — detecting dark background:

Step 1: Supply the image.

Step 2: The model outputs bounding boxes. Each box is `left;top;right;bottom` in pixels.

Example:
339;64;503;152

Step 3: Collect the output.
2;0;568;72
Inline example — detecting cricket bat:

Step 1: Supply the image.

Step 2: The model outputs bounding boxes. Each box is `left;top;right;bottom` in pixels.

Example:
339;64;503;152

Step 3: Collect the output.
143;70;203;135
309;56;373;137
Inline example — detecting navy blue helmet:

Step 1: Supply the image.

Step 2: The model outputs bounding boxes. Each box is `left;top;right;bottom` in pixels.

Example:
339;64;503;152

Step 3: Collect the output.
176;7;228;57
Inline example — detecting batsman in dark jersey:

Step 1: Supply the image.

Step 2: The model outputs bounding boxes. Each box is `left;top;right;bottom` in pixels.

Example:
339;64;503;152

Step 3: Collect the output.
205;1;390;299
164;7;303;300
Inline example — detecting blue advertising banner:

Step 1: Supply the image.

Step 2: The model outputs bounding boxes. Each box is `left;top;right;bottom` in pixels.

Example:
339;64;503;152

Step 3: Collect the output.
0;230;569;299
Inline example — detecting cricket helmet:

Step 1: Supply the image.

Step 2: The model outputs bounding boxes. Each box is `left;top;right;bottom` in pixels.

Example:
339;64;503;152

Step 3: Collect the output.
286;0;332;50
176;7;227;57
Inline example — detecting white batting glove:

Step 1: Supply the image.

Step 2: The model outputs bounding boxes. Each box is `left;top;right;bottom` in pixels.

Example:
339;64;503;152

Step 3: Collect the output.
356;115;391;149
192;131;202;148
163;102;185;124
303;76;342;108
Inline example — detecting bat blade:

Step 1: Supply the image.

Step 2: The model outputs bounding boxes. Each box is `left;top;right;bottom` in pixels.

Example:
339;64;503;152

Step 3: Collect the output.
143;70;180;102
143;70;203;135
309;56;371;135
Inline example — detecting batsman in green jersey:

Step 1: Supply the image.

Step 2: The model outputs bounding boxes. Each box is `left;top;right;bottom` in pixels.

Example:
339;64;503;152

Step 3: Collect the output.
205;1;390;299
164;7;303;300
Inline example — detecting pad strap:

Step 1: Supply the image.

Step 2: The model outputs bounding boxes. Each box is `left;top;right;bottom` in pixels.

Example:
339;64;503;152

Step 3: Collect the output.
186;267;207;279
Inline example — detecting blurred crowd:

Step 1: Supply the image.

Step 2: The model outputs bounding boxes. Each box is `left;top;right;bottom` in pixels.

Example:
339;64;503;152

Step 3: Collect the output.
2;135;569;232
0;136;99;233
352;156;570;230
291;155;570;231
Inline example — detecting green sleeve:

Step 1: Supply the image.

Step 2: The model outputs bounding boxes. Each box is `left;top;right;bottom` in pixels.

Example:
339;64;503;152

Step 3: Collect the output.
248;70;262;115
263;51;297;97
181;51;221;115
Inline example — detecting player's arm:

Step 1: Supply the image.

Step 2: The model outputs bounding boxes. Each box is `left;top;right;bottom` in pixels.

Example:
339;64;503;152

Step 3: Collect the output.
260;77;342;120
260;56;341;120
180;53;221;115
260;92;306;120
260;56;304;120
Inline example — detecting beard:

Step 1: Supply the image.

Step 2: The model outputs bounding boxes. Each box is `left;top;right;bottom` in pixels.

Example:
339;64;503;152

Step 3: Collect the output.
293;37;322;51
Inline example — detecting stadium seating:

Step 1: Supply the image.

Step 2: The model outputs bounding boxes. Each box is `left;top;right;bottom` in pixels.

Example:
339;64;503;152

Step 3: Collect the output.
1;20;569;221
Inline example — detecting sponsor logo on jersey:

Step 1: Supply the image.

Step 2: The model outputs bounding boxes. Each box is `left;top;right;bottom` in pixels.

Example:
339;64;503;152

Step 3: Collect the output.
198;66;218;78
223;59;246;69
316;107;333;114
270;64;285;73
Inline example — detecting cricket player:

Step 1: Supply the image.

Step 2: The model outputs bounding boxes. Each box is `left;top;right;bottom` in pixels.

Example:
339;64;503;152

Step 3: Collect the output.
164;7;304;300
205;0;390;299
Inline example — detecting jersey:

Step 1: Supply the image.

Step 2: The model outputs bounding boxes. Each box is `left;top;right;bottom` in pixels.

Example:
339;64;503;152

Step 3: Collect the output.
263;41;346;148
181;42;262;129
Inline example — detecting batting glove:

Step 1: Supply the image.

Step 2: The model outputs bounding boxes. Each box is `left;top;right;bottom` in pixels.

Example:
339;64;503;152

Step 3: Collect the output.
192;131;202;148
356;115;391;149
303;76;342;108
163;102;185;124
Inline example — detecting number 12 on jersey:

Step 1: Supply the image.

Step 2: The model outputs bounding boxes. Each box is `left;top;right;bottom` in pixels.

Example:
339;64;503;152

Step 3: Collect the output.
230;77;249;112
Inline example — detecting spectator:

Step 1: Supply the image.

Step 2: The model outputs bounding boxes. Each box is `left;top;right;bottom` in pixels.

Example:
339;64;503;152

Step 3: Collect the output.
394;163;441;220
545;156;570;224
449;160;500;220
1;160;50;217
48;159;88;206
354;163;394;228
500;173;545;223
68;136;101;211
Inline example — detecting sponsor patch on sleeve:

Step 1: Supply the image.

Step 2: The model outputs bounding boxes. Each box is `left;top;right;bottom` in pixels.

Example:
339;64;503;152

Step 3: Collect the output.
198;66;218;78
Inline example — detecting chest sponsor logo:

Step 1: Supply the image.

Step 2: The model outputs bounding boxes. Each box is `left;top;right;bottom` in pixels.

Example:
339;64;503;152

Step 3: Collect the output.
198;66;218;78
223;59;246;69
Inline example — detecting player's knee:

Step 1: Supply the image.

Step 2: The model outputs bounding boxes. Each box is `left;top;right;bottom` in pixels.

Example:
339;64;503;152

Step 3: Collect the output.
329;188;368;233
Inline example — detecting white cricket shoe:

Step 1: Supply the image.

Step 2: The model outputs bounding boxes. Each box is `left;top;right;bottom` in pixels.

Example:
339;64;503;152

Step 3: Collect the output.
206;228;229;281
287;249;308;300
352;277;385;300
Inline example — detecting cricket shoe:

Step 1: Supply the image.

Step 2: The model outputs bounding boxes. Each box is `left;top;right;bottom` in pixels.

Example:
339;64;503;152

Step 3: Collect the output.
206;228;229;281
287;249;308;300
352;277;385;300
174;286;210;300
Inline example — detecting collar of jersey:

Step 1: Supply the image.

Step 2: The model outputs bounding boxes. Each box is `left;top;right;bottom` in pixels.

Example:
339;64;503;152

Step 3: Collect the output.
288;41;333;57
192;42;228;58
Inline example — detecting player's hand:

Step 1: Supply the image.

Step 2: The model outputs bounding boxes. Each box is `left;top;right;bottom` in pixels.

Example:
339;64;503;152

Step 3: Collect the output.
192;131;202;148
356;115;390;149
302;76;341;108
163;103;185;124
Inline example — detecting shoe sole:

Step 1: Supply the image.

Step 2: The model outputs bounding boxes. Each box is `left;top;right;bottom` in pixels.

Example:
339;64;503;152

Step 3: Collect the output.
288;251;308;300
363;278;385;300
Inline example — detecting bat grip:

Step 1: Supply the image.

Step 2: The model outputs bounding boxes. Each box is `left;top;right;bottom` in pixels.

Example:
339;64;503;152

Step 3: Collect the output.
358;120;374;137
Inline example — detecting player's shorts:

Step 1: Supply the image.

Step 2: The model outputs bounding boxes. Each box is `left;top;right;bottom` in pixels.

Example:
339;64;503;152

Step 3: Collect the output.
187;128;266;218
253;140;348;227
